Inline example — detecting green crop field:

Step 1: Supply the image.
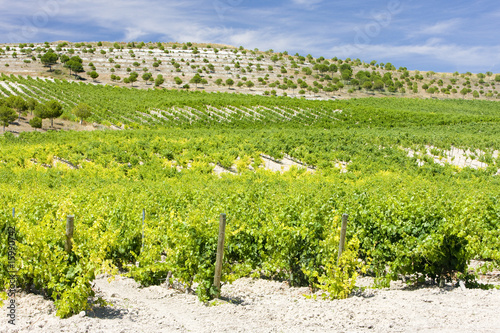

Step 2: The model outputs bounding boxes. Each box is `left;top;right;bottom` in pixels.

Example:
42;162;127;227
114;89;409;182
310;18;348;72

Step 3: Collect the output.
1;75;499;318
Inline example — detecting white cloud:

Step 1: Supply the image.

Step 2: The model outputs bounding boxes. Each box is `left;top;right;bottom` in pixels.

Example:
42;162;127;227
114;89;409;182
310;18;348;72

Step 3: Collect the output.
36;0;337;53
221;28;336;54
291;0;323;4
1;0;498;73
290;0;323;10
328;40;500;72
52;0;209;42
410;19;462;37
123;27;147;41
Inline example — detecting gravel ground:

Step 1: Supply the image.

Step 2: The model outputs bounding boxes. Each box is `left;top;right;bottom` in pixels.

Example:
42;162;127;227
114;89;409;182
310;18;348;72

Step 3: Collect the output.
2;271;500;333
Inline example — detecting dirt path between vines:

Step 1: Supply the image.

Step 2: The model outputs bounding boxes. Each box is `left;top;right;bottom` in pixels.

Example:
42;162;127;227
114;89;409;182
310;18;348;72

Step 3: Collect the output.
2;272;500;332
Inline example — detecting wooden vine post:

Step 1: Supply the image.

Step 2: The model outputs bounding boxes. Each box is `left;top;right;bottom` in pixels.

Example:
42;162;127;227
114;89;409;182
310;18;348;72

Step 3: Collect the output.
65;215;75;253
213;213;227;297
337;214;348;264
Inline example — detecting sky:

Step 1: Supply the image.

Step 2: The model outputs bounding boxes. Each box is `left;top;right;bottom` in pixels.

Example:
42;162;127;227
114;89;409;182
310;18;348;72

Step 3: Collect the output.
1;0;499;73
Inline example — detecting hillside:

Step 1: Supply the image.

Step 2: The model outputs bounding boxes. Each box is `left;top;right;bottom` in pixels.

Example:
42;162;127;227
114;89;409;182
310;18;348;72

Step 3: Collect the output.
0;41;499;101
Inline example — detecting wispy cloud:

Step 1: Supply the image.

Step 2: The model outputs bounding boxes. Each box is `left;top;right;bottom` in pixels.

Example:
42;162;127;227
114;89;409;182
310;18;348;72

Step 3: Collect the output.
0;0;498;72
410;19;462;37
329;40;500;72
221;28;337;54
290;0;323;10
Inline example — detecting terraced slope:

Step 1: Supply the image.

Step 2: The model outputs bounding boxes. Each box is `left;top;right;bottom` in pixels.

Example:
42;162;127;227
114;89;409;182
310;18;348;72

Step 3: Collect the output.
0;41;498;101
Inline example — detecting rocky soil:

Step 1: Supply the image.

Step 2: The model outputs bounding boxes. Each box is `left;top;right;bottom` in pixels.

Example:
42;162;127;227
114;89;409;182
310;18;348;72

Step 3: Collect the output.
2;270;500;332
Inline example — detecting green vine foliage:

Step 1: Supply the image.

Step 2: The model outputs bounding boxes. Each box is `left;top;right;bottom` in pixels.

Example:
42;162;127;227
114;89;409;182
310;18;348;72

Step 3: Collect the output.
0;78;499;316
317;237;366;299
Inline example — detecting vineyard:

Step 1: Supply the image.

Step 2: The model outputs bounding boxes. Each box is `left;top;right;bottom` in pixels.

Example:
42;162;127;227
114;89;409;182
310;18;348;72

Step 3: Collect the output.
1;73;500;131
0;72;499;319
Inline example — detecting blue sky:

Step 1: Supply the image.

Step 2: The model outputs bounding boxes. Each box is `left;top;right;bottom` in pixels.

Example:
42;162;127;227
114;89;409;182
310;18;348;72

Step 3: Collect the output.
1;0;499;73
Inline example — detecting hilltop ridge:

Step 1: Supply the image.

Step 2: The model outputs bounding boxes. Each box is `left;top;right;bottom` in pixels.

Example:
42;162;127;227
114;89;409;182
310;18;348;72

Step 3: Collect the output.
0;41;498;101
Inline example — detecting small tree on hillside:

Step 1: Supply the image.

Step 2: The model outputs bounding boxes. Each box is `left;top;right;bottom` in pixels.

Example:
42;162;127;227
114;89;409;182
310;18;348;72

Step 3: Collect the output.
329;64;338;75
460;88;469;98
174;76;183;86
34;103;47;129
36;100;63;128
341;70;352;81
129;72;138;87
73;103;92;124
65;56;84;77
142;72;152;85
5;95;27;120
88;71;99;82
363;81;373;90
41;50;58;71
29;117;42;131
155;74;164;87
46;100;63;127
373;80;384;91
60;54;70;64
0;105;17;132
26;98;38;115
226;78;234;89
190;73;202;88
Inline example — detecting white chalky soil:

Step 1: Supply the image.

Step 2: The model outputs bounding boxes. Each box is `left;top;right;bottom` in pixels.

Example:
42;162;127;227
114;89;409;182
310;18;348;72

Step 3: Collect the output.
2;272;499;332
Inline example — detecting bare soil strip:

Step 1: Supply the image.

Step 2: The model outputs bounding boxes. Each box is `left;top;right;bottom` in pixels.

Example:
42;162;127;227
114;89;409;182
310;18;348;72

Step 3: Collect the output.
2;275;499;332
